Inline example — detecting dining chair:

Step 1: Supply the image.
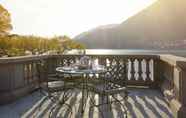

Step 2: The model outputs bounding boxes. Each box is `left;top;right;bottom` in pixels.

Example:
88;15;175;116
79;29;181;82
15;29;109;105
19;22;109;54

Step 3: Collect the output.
87;64;129;118
36;60;74;118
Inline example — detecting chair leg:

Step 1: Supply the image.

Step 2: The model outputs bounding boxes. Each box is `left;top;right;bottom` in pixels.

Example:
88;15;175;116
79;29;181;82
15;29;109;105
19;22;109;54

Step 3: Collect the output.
89;94;104;118
49;103;58;118
90;94;119;118
89;95;96;112
111;95;128;118
64;103;73;117
49;92;73;118
59;90;73;118
49;102;73;118
106;95;112;111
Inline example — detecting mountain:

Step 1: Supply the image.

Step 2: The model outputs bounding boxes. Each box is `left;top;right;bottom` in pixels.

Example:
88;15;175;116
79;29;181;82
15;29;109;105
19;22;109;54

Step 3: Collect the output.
75;0;186;49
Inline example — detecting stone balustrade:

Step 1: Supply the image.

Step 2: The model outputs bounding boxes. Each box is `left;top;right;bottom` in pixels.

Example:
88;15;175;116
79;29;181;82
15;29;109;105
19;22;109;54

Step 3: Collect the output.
0;54;185;117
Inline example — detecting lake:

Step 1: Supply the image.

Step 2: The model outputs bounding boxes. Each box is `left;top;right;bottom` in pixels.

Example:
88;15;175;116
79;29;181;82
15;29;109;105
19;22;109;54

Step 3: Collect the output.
67;49;186;57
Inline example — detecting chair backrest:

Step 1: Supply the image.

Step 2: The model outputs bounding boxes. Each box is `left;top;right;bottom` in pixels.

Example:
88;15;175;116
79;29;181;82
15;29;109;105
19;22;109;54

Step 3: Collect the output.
104;64;127;87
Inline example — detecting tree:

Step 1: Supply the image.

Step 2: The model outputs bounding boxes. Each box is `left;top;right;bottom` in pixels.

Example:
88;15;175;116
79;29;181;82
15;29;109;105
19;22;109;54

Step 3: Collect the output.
0;4;12;35
0;35;11;56
0;5;85;57
0;34;85;57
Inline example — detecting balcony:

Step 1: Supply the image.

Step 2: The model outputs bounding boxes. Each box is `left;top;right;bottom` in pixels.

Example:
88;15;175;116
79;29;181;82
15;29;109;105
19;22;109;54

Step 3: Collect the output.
0;51;185;118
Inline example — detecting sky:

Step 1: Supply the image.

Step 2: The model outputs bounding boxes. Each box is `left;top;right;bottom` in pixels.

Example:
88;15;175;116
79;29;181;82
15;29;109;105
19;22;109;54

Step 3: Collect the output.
0;0;156;38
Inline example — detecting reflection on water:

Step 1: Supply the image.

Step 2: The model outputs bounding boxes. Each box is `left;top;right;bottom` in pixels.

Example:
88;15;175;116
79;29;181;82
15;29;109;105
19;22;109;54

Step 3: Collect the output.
67;49;186;56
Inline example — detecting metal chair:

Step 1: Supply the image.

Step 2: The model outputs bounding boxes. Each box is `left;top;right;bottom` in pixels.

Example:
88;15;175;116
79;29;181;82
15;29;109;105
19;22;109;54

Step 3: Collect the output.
87;65;129;118
36;60;74;118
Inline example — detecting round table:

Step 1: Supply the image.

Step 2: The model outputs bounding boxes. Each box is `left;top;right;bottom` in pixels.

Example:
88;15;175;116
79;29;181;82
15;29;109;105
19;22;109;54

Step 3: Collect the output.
56;65;106;115
56;65;106;74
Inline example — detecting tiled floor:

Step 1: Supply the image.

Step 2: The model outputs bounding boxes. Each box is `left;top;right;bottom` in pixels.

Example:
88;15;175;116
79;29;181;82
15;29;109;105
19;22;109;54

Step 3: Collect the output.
0;88;174;118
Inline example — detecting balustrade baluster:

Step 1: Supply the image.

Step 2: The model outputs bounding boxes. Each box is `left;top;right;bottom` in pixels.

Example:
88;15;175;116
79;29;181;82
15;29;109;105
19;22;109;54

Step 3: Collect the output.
146;59;151;82
138;59;143;81
61;57;64;66
109;57;113;68
29;63;33;83
24;64;29;85
130;58;136;81
33;63;37;81
26;64;29;83
56;57;61;66
30;63;34;82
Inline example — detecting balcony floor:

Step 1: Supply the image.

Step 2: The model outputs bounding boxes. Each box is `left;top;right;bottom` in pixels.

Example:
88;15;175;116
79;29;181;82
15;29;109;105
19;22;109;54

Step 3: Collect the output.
0;88;173;118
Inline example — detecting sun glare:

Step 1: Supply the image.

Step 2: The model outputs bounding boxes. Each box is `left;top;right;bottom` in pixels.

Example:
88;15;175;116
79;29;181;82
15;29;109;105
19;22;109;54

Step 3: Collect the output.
1;0;157;37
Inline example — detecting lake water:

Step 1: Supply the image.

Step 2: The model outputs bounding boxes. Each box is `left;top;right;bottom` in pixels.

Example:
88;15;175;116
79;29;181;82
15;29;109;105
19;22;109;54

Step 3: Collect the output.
67;49;186;57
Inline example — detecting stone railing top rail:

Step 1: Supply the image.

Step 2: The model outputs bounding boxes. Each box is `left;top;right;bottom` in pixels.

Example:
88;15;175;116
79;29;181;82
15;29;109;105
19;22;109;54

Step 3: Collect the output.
53;54;160;59
0;55;50;64
160;55;186;69
2;54;186;64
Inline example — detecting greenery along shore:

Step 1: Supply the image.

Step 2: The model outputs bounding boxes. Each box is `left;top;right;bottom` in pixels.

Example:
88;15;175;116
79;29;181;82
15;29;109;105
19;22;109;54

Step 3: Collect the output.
0;4;85;57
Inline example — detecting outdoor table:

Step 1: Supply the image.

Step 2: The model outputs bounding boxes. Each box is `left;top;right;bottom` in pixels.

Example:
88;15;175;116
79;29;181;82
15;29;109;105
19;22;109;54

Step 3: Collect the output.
56;64;106;115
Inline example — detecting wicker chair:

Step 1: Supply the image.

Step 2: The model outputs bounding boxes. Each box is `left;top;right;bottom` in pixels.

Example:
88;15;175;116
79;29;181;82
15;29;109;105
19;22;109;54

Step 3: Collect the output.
36;60;74;118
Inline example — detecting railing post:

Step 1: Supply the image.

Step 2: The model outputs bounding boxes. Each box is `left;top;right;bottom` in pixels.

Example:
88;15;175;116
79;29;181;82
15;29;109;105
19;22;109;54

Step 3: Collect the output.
160;55;186;118
176;62;186;118
45;56;58;74
152;58;162;88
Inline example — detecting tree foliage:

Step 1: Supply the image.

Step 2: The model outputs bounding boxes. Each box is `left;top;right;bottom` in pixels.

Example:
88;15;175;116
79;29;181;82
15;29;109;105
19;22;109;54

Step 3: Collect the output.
0;5;85;57
0;34;85;57
0;4;12;34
